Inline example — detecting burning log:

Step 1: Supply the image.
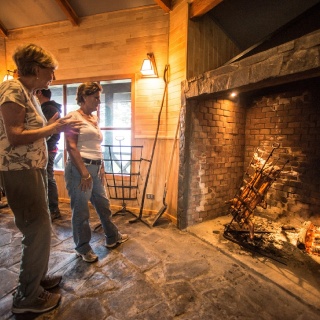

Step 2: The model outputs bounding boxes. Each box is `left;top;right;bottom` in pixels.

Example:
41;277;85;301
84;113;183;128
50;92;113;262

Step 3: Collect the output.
225;145;288;240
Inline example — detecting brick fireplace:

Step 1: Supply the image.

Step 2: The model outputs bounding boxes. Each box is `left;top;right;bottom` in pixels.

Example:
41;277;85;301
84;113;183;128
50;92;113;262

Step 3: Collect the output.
177;30;320;230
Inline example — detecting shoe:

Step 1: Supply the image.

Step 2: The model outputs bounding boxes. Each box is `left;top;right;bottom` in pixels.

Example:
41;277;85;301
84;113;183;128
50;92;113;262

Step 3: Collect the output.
50;210;61;221
105;233;129;248
12;290;61;314
76;249;98;262
40;274;62;290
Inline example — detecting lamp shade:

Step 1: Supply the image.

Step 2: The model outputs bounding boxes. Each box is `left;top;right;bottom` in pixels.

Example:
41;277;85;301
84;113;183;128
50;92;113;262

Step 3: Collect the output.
140;53;158;77
140;59;154;76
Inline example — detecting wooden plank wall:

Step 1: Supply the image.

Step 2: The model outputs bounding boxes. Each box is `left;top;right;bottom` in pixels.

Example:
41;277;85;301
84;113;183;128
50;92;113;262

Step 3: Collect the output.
3;6;168;79
187;14;241;78
1;1;242;225
1;6;179;219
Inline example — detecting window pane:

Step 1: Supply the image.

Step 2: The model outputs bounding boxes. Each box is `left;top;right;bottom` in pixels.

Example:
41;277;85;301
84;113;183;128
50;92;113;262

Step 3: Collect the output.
50;86;64;114
102;130;132;174
49;79;132;171
66;83;84;114
99;80;131;128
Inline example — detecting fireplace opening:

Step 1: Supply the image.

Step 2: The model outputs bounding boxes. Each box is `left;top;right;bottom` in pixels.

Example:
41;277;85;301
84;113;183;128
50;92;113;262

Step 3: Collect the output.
180;77;320;229
181;76;320;272
179;75;320;258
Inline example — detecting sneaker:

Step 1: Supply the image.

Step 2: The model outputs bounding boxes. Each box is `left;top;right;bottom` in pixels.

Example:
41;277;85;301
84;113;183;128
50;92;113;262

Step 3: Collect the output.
12;290;61;314
105;233;129;248
76;249;98;262
40;274;62;290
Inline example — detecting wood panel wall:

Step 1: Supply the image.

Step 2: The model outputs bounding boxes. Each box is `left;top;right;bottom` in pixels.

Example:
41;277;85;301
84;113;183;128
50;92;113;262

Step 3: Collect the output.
187;14;241;78
1;5;183;221
1;1;243;225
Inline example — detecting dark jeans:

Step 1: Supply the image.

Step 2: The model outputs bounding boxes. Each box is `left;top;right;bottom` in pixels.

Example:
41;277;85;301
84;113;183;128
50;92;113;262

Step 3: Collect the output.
1;169;51;304
47;151;59;213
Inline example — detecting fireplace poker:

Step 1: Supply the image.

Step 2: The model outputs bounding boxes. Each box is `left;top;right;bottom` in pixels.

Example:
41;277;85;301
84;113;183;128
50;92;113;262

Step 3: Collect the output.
151;105;180;227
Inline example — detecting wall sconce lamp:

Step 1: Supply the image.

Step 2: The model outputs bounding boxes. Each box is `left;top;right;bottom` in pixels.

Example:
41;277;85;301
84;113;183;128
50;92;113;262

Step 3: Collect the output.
230;91;237;98
140;53;158;77
2;69;17;82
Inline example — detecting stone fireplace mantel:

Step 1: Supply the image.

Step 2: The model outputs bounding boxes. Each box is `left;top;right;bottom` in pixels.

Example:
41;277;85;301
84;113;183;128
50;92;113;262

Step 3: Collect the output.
183;30;320;101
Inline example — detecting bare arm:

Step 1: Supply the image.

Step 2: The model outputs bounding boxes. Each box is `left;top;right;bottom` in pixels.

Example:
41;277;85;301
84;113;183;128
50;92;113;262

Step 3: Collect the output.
1;102;57;145
1;102;82;146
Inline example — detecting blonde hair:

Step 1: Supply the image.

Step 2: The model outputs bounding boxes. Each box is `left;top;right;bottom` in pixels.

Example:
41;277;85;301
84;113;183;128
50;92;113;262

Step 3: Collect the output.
76;82;102;105
12;43;58;77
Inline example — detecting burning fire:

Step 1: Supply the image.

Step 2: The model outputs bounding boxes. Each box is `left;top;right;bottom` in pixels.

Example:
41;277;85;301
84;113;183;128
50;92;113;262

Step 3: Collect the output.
303;221;320;256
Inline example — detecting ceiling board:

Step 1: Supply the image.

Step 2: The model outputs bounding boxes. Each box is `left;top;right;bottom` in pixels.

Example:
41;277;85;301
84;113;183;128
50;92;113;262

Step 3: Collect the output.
0;0;66;30
0;0;156;31
68;0;156;17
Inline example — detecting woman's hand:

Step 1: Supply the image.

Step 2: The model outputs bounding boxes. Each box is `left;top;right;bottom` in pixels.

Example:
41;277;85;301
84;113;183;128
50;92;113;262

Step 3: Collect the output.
47;112;59;125
79;173;92;192
48;114;83;134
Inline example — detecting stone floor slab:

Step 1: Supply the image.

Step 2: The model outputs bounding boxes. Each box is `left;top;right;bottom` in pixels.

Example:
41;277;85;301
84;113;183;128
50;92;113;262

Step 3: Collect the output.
0;203;319;319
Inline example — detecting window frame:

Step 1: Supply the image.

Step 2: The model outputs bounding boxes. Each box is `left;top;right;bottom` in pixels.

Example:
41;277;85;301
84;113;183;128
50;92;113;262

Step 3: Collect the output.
52;74;135;171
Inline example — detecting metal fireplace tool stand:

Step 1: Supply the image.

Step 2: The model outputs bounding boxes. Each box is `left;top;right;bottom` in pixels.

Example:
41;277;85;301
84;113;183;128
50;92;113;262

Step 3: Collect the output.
223;144;289;264
103;137;144;218
103;137;164;228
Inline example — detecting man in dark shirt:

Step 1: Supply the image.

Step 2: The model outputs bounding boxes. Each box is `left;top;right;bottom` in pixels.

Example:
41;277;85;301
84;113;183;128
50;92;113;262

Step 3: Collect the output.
35;89;62;221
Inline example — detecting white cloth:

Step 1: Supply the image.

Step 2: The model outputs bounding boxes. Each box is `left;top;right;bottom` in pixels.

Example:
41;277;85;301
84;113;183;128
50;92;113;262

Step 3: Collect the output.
67;110;103;160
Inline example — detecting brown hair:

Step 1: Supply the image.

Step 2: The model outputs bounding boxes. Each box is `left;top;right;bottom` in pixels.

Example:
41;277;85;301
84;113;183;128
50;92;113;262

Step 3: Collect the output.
76;82;102;105
12;43;58;77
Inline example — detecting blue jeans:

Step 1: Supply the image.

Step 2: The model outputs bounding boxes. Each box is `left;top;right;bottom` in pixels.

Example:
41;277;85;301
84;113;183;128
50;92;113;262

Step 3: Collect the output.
1;169;51;305
64;160;119;254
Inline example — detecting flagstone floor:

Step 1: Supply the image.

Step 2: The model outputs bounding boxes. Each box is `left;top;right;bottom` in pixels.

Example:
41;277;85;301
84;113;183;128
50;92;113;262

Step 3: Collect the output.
0;202;319;320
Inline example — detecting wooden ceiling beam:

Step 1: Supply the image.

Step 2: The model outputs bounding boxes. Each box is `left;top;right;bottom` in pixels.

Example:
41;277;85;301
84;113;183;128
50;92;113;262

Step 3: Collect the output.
0;20;8;38
190;0;223;19
54;0;79;26
154;0;172;13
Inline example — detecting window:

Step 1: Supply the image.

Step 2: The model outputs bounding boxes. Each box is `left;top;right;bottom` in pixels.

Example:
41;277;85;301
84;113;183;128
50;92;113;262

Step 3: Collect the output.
50;78;132;170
